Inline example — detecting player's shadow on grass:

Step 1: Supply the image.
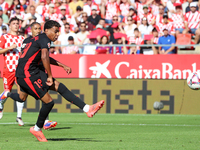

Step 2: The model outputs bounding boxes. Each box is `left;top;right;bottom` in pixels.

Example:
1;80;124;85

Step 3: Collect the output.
25;124;36;127
47;138;113;142
50;127;72;130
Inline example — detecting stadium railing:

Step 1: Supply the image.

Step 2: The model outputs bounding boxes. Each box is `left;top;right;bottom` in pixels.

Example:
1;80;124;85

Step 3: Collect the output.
52;44;200;54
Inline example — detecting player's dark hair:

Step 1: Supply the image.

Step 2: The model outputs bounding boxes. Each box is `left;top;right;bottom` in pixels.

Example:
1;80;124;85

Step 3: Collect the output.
0;16;2;20
30;22;41;28
44;20;61;31
9;17;19;25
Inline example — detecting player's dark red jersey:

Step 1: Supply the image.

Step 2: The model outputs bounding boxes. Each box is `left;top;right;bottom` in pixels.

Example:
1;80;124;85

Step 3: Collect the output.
16;33;51;78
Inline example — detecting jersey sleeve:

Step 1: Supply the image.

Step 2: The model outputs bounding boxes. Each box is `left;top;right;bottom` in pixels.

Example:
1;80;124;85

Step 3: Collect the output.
0;35;6;49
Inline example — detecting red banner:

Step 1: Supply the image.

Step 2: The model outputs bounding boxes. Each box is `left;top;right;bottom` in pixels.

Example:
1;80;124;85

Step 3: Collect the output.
0;54;200;79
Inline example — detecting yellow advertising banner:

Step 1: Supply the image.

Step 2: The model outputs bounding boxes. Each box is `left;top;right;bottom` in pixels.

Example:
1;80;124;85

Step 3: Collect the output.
1;78;200;114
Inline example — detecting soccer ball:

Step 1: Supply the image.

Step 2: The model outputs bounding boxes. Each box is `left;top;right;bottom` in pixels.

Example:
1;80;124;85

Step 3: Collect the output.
153;101;164;110
187;72;200;90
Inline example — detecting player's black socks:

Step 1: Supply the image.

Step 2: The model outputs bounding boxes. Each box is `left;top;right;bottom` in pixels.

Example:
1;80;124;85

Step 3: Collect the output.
36;101;54;128
8;93;24;103
57;83;86;109
42;101;49;120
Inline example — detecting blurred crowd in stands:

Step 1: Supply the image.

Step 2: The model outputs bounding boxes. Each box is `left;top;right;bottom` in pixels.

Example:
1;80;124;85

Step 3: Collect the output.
0;0;200;54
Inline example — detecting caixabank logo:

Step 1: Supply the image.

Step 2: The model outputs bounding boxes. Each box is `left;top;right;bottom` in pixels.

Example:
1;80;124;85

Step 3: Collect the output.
78;55;200;79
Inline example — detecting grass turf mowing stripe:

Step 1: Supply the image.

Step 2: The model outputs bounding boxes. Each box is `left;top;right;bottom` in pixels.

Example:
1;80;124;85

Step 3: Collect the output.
1;122;200;127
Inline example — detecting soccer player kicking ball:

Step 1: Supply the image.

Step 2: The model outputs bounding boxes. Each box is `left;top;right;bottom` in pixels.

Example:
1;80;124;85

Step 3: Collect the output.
10;22;57;130
0;20;104;142
0;17;25;126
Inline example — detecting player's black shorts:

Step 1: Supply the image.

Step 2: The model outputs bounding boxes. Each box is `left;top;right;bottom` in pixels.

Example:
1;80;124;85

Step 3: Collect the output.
17;71;55;100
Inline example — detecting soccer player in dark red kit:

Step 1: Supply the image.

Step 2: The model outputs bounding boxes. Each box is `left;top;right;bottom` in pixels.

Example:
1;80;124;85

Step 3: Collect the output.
0;20;104;142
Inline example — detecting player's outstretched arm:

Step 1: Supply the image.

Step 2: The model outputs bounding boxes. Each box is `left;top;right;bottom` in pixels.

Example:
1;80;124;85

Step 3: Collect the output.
0;43;17;54
49;57;72;75
41;48;53;86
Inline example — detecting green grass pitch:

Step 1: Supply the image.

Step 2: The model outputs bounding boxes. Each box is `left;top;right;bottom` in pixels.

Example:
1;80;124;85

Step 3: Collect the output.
0;113;200;150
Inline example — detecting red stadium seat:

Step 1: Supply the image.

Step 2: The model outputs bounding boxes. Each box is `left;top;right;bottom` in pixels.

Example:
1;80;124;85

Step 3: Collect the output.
176;34;195;50
176;34;191;45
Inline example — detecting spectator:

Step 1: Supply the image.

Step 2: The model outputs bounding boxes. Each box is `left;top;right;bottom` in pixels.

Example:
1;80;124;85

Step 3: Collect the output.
151;0;164;16
128;28;143;53
60;0;71;15
183;2;200;44
76;22;90;53
54;0;62;14
60;16;68;34
122;6;139;25
8;0;24;17
121;16;137;37
138;17;153;37
111;36;127;54
70;6;82;32
158;28;176;54
43;4;59;22
0;6;8;24
126;43;137;54
185;0;199;13
0;17;8;35
83;38;97;54
42;0;51;16
139;5;155;25
1;25;7;35
57;22;77;51
95;18;107;30
96;35;111;54
49;45;57;55
10;4;25;19
58;5;71;23
36;0;46;16
132;0;154;19
83;0;99;16
74;11;93;31
87;5;101;26
119;0;131;20
157;13;175;36
151;27;159;54
0;0;9;14
166;0;176;18
62;36;79;54
69;0;84;15
101;0;120;24
155;4;165;25
172;4;185;35
107;17;121;44
25;5;42;24
20;0;28;12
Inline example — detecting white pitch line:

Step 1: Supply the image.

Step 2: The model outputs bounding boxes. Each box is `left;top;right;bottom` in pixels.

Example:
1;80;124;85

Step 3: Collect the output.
0;122;200;127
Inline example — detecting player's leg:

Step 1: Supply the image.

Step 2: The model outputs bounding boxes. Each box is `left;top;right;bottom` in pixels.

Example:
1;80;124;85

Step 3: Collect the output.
0;71;15;119
42;101;57;130
49;80;104;118
21;74;54;142
30;93;54;142
15;83;26;126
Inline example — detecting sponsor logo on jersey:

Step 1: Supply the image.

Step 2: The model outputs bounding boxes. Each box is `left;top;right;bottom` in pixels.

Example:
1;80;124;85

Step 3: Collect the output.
47;43;51;48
